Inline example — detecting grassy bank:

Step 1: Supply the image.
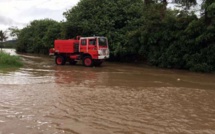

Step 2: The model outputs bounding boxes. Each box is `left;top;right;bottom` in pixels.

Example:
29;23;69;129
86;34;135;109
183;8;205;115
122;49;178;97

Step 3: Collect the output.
0;51;23;69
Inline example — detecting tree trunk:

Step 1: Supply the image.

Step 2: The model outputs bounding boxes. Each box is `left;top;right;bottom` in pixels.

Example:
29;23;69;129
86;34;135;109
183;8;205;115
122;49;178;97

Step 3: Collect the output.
163;0;168;7
160;0;168;18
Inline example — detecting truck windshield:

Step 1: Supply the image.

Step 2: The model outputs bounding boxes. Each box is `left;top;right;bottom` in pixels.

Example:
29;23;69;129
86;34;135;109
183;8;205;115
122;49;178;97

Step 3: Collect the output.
98;38;107;47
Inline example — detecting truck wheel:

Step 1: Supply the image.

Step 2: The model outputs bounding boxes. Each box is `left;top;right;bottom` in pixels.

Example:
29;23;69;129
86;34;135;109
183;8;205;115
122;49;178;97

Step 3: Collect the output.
55;55;65;65
83;56;93;67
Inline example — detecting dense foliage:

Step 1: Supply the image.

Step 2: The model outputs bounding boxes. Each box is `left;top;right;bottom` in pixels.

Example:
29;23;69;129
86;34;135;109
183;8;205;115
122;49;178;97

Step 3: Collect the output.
14;0;215;72
16;19;61;54
135;7;215;72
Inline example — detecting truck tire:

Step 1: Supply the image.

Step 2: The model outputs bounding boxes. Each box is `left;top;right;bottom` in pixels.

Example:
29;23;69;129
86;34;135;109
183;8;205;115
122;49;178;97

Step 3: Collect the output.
83;56;93;67
55;55;66;65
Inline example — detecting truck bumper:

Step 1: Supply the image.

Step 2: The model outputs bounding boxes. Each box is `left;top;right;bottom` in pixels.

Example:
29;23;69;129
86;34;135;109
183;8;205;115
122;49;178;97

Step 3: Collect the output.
98;55;109;59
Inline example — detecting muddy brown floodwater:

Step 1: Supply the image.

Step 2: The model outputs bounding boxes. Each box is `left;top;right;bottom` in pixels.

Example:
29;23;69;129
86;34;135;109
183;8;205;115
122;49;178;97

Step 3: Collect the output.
1;49;215;134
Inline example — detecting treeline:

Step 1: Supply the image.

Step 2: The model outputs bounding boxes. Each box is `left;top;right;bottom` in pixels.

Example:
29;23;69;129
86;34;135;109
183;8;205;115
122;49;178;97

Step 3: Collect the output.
0;40;17;48
14;0;215;72
14;20;61;54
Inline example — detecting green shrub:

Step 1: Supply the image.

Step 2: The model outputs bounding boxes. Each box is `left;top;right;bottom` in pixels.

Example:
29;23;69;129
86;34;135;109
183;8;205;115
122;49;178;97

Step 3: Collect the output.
0;51;23;68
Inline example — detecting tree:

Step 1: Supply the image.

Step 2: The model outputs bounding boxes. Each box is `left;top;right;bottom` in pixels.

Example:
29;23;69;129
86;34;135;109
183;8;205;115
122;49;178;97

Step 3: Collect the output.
201;0;215;24
16;19;61;54
0;30;8;50
8;26;20;39
63;0;144;60
143;0;197;8
0;30;8;42
173;0;197;9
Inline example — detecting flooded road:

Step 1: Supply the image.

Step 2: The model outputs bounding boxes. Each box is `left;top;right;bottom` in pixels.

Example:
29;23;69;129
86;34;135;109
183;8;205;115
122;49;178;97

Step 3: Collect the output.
1;49;215;134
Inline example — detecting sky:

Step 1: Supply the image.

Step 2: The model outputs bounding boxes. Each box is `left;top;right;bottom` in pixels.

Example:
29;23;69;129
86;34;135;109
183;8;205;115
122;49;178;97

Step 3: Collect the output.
0;0;80;31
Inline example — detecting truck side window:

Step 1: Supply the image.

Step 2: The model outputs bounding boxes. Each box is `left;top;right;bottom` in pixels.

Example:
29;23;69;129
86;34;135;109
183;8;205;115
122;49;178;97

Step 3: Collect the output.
81;39;86;46
89;39;96;45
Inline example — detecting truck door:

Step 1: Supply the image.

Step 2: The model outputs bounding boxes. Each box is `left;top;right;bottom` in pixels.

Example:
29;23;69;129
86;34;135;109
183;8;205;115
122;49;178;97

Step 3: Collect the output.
80;38;87;53
88;38;97;51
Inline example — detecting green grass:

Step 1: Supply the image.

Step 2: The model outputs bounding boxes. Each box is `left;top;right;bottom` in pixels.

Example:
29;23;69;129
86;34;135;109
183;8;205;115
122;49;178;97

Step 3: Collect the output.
0;51;23;69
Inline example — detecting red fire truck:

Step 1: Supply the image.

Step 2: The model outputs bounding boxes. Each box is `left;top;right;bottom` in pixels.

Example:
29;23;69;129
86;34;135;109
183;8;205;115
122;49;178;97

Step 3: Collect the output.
49;36;109;67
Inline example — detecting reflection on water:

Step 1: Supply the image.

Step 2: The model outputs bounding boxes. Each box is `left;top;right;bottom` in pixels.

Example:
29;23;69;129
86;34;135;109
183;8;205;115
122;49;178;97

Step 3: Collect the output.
0;51;215;134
